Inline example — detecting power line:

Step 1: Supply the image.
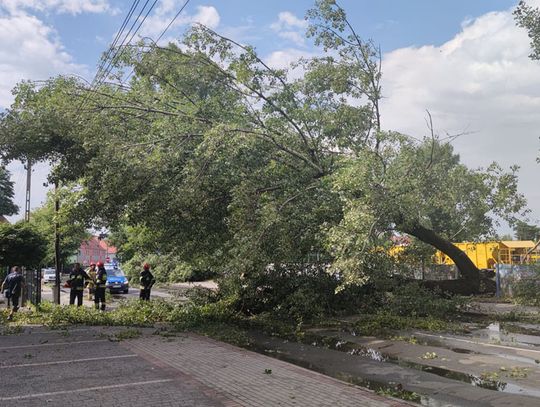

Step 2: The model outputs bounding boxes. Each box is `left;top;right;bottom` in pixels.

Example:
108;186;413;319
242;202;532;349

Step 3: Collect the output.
123;0;192;84
92;0;154;89
80;0;160;115
91;0;142;88
75;0;143;115
80;0;192;118
157;0;191;43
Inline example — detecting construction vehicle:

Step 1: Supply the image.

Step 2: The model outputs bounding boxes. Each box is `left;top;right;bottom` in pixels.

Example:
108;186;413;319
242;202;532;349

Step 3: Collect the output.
433;240;540;269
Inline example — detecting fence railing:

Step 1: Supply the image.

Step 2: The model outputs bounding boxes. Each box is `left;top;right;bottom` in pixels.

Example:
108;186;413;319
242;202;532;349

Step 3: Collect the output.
495;264;540;297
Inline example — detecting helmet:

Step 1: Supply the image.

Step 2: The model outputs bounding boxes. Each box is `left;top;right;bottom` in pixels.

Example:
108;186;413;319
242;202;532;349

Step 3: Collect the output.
90;263;96;267
143;263;150;270
96;261;104;267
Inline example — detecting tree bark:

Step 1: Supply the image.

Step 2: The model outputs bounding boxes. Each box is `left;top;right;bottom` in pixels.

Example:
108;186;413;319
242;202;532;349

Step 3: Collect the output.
401;222;480;288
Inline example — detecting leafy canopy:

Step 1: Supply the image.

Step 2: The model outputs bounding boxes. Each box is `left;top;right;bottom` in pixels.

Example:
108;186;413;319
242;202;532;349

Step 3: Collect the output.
0;0;528;285
0;222;46;268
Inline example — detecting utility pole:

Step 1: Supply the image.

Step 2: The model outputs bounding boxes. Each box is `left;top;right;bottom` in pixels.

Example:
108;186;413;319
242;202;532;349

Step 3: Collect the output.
54;180;61;305
24;160;31;222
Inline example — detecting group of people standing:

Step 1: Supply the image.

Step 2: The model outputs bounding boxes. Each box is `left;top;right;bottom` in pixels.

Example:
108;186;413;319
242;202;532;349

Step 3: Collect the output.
68;262;108;310
1;262;155;319
68;262;156;309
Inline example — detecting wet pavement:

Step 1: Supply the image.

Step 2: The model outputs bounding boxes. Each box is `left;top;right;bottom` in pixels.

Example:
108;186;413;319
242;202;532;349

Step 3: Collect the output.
4;294;540;406
242;311;540;407
0;325;412;407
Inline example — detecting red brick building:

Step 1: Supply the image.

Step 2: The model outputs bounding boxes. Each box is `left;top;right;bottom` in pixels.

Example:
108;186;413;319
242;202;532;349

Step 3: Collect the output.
77;236;117;266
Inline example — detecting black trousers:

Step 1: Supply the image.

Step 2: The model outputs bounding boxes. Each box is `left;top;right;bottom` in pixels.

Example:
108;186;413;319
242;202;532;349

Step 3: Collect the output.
69;290;83;306
139;288;151;301
94;287;106;310
11;295;20;311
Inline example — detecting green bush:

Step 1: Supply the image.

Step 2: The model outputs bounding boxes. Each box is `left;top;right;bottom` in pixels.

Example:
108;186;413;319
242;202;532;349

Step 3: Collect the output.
185;286;219;306
16;298;239;330
169;300;240;330
351;310;461;337
513;278;540;306
21;299;178;327
219;264;367;322
123;253;203;283
382;282;467;319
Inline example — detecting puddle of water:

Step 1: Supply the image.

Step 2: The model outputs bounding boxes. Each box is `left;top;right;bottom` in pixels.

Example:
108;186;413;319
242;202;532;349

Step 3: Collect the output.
501;323;540;337
450;347;474;354
300;331;540;399
502;382;540;398
248;341;429;405
413;336;479;355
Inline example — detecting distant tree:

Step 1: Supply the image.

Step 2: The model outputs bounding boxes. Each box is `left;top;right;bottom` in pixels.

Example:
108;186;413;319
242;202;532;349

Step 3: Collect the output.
513;220;540;241
515;1;540;60
0;166;18;217
29;187;89;266
497;233;515;241
515;2;540;162
0;222;46;268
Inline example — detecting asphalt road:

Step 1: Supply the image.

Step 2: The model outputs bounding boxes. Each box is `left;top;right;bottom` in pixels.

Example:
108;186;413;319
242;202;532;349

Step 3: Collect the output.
0;327;225;406
40;282;172;307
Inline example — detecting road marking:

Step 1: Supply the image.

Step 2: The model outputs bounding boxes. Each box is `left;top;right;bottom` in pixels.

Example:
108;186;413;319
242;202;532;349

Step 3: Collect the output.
415;332;540;354
0;339;108;351
0;354;138;369
0;379;174;401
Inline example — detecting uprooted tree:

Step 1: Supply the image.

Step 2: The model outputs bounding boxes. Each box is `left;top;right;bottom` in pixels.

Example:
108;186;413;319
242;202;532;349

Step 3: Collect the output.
0;0;527;293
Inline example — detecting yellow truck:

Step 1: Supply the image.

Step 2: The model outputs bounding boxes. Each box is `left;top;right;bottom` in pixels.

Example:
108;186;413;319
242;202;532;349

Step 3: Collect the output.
433;241;539;269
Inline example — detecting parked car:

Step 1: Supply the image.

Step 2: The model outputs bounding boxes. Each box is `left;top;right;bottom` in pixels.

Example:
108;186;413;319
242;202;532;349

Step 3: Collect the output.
41;268;57;284
105;264;129;294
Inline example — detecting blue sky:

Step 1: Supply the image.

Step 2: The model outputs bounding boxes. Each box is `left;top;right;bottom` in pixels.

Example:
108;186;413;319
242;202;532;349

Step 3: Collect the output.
27;1;520;68
2;0;540;232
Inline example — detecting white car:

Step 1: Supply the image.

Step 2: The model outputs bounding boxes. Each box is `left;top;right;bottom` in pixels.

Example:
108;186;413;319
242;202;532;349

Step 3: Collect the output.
42;268;57;284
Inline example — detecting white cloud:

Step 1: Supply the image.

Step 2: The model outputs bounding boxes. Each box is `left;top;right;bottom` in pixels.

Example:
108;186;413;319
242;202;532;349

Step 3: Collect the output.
192;5;220;29
0;12;86;217
270;11;307;31
0;13;86;108
142;5;220;41
380;7;540;223
265;48;316;70
1;0;113;15
271;11;307;47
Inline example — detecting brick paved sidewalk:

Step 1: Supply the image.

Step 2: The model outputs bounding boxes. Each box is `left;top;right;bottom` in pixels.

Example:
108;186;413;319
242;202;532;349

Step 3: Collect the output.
124;333;412;407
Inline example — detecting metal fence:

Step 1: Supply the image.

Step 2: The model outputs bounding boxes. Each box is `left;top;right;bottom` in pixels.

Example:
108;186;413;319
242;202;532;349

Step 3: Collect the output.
413;264;460;280
495;264;540;297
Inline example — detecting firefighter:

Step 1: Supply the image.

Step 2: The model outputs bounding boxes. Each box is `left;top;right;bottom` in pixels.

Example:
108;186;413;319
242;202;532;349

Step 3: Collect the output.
139;263;155;301
68;263;89;307
94;262;107;311
86;263;97;300
1;266;25;320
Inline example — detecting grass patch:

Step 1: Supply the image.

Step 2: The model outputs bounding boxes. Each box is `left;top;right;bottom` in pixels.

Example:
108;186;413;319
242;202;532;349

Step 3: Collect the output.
375;387;422;403
350;311;462;337
109;328;142;341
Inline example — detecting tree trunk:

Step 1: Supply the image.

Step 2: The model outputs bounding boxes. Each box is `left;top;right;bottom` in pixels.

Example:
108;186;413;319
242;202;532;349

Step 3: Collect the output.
401;222;480;287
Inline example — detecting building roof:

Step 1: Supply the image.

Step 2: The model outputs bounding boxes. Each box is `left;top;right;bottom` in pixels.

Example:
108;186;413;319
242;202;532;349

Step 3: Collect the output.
80;236;117;254
0;215;9;224
500;240;536;249
98;238;117;254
